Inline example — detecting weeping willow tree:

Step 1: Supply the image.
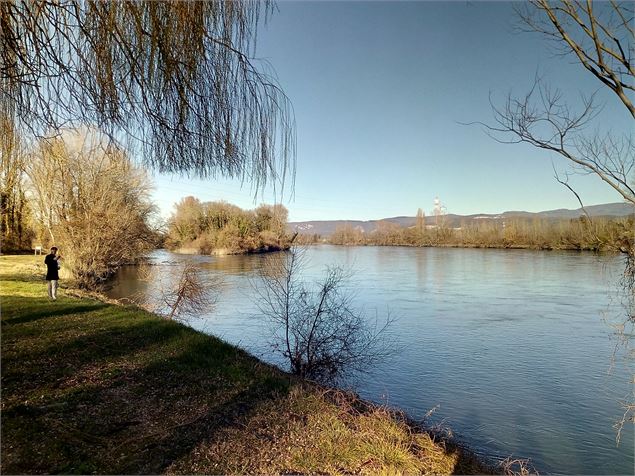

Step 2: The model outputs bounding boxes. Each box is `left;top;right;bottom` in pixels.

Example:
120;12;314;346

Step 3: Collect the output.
0;0;295;189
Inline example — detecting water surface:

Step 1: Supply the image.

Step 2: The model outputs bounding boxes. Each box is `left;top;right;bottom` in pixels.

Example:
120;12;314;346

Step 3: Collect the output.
107;246;634;474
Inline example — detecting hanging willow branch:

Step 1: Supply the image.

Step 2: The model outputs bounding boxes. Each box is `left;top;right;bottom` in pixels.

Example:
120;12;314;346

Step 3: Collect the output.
0;0;295;190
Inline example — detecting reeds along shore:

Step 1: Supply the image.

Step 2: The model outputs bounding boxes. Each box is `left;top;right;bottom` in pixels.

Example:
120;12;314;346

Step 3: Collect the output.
325;217;634;252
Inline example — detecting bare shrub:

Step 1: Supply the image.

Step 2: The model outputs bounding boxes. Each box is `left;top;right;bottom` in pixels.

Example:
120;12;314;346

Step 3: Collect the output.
254;246;394;383
611;250;635;444
499;456;538;476
134;262;222;322
162;263;220;320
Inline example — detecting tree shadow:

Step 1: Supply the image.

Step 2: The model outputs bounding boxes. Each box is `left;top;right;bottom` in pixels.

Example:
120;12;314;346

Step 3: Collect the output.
1;295;293;474
1;292;497;475
1;303;109;326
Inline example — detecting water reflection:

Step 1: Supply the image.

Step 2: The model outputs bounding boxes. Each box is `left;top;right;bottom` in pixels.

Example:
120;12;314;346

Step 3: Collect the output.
106;246;633;474
199;254;265;275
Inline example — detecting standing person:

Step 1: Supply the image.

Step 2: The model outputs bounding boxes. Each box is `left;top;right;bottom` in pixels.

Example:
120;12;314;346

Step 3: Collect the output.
44;246;61;300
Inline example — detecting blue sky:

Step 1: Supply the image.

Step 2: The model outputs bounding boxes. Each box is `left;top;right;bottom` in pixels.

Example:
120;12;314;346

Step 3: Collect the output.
152;1;631;222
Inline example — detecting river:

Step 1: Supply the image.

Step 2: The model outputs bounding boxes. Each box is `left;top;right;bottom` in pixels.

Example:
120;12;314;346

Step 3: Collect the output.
106;246;634;474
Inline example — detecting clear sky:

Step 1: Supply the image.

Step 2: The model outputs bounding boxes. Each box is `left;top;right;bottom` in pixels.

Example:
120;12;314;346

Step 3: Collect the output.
152;1;632;222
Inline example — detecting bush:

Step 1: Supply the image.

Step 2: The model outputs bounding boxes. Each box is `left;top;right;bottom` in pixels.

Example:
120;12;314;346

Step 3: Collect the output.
255;247;394;383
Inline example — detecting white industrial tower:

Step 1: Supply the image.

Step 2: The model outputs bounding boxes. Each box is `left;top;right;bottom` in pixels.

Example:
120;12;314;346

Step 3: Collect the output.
433;196;447;225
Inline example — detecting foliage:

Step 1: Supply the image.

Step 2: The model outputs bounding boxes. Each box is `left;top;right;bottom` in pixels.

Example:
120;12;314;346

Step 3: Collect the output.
255;247;394;383
330;224;365;246
27;130;157;288
166;196;290;254
1;0;295;188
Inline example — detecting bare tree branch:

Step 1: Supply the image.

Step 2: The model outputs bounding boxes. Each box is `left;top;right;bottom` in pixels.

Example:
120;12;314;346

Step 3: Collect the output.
516;0;634;116
254;246;395;383
483;78;634;206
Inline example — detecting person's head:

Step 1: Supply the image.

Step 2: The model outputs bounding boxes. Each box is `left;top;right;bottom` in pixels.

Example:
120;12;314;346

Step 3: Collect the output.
50;246;58;255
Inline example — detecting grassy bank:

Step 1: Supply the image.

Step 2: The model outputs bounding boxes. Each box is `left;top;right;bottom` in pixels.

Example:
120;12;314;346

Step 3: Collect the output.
1;255;492;475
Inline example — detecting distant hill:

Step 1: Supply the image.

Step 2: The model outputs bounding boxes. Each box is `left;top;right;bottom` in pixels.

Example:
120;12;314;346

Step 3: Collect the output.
288;202;634;236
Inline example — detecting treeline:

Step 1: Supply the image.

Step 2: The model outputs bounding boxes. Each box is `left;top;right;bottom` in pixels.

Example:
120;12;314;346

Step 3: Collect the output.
166;197;291;255
327;216;634;252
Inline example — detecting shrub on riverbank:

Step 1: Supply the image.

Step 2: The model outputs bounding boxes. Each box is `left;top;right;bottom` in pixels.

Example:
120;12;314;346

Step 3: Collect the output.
0;255;493;475
166;197;291;255
25;133;159;289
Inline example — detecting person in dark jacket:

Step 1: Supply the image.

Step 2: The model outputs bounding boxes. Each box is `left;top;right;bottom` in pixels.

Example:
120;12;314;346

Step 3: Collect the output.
44;246;62;300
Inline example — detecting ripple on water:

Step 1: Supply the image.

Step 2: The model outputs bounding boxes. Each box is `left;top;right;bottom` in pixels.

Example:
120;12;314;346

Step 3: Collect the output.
107;247;634;474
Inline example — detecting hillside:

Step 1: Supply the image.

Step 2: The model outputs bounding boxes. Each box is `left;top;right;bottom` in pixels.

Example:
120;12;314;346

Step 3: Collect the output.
289;202;635;236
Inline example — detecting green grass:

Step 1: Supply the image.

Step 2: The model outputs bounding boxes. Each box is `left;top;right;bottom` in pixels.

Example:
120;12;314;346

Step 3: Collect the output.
1;255;493;475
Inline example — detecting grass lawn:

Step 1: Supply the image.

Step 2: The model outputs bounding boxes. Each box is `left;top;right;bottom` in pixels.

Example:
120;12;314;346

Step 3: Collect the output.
1;255;492;474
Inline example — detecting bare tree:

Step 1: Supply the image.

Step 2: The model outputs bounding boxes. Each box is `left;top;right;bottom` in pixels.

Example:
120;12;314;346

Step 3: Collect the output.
516;1;634;118
0;117;34;251
154;262;221;321
255;247;394;383
486;79;634;209
416;208;426;234
479;1;634;209
27;129;157;288
482;0;635;441
1;1;295;190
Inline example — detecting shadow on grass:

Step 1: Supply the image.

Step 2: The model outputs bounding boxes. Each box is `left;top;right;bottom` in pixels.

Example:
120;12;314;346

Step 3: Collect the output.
1;293;292;474
1;303;109;326
3;341;291;474
2;375;291;474
2;309;235;395
1;293;493;475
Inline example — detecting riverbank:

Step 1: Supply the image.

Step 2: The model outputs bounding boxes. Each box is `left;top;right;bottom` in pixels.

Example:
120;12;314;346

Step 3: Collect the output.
325;216;634;253
324;241;628;252
0;255;495;475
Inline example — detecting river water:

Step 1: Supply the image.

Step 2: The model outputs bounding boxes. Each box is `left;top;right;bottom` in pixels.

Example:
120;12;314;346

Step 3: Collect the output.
106;246;634;474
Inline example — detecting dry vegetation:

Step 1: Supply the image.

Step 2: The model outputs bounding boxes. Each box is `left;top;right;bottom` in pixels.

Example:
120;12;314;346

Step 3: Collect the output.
328;216;634;252
166;196;291;255
168;386;488;475
26;131;158;288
